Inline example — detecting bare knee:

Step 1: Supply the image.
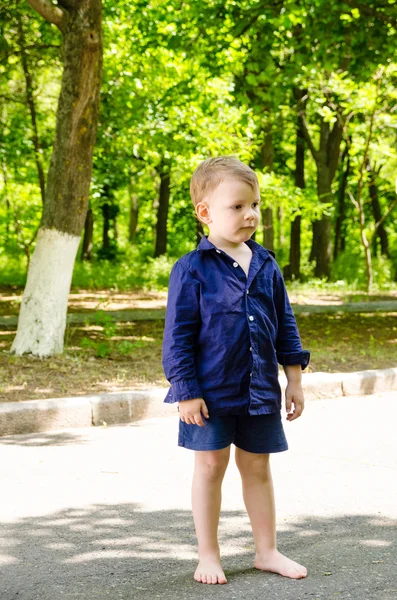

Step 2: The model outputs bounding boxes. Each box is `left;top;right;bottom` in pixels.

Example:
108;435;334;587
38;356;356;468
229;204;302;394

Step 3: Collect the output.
194;447;230;482
235;448;270;481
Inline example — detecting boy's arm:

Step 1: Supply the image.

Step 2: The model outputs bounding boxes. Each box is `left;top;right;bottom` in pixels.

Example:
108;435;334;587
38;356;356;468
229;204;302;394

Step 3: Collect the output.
273;264;310;421
162;260;204;403
273;264;310;370
283;364;304;421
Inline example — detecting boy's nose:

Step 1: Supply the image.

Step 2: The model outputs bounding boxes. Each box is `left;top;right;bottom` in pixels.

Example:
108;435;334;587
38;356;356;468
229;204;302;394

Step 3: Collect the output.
245;208;256;221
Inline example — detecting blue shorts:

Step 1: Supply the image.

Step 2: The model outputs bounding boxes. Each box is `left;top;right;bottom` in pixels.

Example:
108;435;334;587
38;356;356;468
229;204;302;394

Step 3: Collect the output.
178;411;288;454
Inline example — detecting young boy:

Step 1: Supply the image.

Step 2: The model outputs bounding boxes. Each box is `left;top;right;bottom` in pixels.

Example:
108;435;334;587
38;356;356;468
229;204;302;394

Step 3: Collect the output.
162;156;310;585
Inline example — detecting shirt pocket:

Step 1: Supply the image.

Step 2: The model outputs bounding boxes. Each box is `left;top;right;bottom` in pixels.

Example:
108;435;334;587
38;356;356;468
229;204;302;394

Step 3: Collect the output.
200;277;244;318
252;273;276;318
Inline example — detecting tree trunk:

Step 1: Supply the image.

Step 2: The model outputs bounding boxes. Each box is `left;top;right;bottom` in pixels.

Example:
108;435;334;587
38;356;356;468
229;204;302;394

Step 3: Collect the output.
366;159;389;258
154;160;171;257
102;202;110;250
301;111;343;278
262;208;274;249
288;88;306;280
333;142;350;260
314;166;333;278
11;0;103;357
17;15;46;205
1;162;11;243
260;122;274;250
100;185;118;259
128;188;139;242
356;196;373;291
81;205;93;261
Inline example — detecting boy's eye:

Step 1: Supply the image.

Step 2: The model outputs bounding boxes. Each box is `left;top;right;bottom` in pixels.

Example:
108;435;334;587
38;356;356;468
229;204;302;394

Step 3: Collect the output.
232;202;260;210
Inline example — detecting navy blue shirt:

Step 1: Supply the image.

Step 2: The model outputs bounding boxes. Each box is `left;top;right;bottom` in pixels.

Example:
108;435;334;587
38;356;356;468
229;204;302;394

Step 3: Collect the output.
162;234;310;416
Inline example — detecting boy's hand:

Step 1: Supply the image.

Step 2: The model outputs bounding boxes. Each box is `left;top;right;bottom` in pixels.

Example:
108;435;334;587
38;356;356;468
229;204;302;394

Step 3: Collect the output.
178;398;209;427
285;382;305;422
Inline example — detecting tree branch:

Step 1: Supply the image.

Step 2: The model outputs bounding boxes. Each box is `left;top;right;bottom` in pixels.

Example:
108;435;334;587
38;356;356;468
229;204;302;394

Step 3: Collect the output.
328;119;343;182
4;44;61;60
343;0;397;27
373;197;397;235
26;0;65;30
57;0;77;10
355;67;384;208
0;94;27;105
299;114;319;163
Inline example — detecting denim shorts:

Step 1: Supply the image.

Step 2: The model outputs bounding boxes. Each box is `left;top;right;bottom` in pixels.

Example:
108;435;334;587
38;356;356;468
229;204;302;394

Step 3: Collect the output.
178;411;288;454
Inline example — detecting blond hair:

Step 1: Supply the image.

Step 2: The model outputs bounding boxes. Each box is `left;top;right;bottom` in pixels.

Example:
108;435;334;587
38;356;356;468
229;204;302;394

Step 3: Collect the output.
190;156;259;209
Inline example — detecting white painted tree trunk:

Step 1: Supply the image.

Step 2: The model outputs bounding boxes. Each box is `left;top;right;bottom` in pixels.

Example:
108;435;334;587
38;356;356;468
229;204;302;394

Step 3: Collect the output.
11;228;80;357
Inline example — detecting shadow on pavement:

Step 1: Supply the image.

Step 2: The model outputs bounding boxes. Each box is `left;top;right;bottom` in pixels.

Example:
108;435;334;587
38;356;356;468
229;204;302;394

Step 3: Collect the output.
1;504;396;600
0;431;90;447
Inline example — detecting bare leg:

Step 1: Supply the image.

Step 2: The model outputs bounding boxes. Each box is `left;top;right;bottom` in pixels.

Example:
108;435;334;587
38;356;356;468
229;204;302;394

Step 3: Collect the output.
192;446;230;584
235;448;307;579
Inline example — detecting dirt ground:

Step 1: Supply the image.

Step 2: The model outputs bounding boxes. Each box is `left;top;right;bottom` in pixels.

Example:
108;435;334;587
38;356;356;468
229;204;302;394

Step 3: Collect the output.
1;289;396;403
1;288;397;317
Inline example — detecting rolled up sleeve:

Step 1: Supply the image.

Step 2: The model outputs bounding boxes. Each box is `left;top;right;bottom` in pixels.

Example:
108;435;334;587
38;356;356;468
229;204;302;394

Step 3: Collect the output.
273;266;310;370
162;260;203;402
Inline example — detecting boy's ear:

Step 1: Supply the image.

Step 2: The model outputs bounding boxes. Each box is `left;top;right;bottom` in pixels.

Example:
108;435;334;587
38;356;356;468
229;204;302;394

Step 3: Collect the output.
195;201;212;224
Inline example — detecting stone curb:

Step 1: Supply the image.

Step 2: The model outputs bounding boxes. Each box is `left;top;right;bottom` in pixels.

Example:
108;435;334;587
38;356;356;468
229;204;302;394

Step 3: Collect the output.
0;367;396;437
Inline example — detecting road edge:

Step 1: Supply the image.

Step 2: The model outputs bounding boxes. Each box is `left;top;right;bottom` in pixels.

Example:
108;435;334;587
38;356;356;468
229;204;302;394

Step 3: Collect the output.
0;367;396;437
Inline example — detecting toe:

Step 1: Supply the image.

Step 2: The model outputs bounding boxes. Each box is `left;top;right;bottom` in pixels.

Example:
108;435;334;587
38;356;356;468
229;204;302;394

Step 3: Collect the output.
292;567;306;579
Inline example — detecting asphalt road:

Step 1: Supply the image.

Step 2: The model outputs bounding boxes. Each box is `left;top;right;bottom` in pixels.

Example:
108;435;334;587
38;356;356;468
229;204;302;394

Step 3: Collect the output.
1;392;396;600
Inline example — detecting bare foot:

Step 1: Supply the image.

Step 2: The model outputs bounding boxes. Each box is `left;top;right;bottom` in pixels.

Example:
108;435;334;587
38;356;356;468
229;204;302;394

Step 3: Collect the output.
254;549;307;579
194;556;228;584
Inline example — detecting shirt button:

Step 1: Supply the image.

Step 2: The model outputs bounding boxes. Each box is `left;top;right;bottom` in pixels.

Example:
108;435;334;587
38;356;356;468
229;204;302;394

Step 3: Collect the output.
216;249;221;253
250;372;252;377
246;289;249;294
233;261;238;267
249;315;254;321
249;346;252;351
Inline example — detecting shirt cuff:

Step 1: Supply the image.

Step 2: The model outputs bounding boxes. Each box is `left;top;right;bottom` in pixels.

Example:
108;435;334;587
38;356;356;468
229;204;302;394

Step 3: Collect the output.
164;377;203;403
277;350;310;370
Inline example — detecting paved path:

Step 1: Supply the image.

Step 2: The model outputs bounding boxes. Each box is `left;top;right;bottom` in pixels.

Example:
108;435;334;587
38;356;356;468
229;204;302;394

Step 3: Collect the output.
1;300;397;327
1;392;396;600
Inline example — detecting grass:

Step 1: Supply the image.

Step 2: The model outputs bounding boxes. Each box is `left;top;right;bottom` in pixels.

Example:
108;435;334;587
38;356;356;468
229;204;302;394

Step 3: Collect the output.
296;312;397;373
0;320;167;403
0;288;396;402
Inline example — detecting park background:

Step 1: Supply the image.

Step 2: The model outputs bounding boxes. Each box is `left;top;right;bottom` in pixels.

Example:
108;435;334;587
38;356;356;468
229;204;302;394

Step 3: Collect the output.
1;0;397;403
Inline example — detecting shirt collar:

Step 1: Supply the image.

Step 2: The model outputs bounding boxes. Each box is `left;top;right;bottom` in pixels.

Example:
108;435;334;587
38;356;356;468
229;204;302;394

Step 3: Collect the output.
196;233;274;259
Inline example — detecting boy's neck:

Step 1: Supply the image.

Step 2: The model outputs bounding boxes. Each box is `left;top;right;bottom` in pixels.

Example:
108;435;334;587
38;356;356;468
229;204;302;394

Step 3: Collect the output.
207;233;249;252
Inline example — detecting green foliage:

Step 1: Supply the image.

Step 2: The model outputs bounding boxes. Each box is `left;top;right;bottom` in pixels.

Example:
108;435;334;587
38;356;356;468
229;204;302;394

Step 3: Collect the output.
79;309;153;357
1;0;397;291
0;253;27;287
80;310;117;357
72;245;176;290
332;252;395;289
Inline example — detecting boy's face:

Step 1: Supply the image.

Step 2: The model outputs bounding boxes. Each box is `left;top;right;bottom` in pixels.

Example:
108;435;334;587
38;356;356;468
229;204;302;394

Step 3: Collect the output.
196;177;261;244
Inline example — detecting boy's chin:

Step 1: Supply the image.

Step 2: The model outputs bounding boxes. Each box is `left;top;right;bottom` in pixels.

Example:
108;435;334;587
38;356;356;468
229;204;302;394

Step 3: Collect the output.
240;227;256;235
